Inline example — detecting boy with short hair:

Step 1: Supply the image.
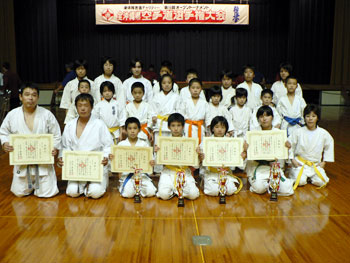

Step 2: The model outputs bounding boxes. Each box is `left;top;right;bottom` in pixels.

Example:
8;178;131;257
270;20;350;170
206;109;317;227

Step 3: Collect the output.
156;113;200;200
0;83;61;197
111;117;157;198
64;80;91;124
59;93;113;199
277;76;306;136
93;81;126;144
250;89;281;130
236;65;263;110
125;82;153;143
245;106;294;196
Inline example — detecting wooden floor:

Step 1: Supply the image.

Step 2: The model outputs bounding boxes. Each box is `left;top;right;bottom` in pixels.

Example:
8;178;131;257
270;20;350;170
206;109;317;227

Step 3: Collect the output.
0;106;350;263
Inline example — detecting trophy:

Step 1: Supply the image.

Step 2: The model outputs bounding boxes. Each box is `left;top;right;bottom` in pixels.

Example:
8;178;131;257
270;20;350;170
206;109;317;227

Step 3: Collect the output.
133;166;143;203
218;166;228;204
176;169;186;207
269;161;281;202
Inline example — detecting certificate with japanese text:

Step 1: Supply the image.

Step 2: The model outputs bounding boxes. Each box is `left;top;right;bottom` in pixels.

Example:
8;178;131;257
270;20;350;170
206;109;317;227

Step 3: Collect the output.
202;137;244;167
156;137;199;166
246;130;288;160
111;146;153;174
62;151;103;182
9;134;54;165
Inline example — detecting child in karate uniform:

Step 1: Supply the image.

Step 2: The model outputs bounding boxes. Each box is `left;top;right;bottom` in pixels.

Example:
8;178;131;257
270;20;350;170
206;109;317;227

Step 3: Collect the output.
156;113;200;200
245;106;294;196
288;104;334;189
200;116;243;196
93;81;126;144
111;117;157;198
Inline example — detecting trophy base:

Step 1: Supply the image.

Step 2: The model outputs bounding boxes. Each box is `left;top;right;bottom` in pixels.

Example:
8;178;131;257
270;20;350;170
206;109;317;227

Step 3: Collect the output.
134;194;141;203
270;192;278;202
219;195;226;204
178;198;185;207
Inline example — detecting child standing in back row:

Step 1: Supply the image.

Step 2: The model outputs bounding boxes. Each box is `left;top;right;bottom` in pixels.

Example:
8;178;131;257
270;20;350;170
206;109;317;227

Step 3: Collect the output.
236;65;262;110
229;88;251;138
277;76;306;137
179;78;209;144
93;81;126;144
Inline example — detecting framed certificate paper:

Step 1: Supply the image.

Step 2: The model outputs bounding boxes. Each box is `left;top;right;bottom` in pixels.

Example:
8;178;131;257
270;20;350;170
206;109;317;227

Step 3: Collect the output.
202;137;244;167
111;146;153;173
246;130;288;160
9;134;54;165
156;136;198;166
62;151;103;182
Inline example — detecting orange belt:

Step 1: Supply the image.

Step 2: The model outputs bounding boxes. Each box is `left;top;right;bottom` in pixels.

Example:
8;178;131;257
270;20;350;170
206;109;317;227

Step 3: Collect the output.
185;119;204;144
141;123;150;139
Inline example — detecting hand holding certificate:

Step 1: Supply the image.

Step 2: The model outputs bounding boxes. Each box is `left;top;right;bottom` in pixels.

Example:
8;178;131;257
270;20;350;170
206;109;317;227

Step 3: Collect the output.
246;130;288;160
9;134;54;165
156;137;198;166
62;151;103;182
111;146;153;174
202;137;244;167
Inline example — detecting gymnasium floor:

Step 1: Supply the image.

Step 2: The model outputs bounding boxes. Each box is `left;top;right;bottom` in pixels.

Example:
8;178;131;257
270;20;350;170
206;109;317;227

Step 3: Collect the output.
0;106;349;263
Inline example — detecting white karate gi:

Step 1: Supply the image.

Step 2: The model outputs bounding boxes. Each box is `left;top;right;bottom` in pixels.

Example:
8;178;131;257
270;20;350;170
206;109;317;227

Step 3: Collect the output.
178;98;209;142
277;95;306;136
229;105;252;137
92;99;126;140
271;81;303;105
201;167;240;196
220;86;236;108
236;81;263;110
245;128;294;196
150;91;180;142
61;115;113;199
288;126;334;187
123;76;153;103
206;103;233;134
0;106;61;197
179;86;206;101
117;138;157;198
59;77;99;110
156;165;199;200
94;74;125;107
125;101;152;142
152;81;179;95
249;105;281;131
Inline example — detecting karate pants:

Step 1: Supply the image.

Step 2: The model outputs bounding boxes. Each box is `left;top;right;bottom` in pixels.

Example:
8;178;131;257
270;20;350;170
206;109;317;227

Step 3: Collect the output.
66;167;108;199
203;173;239;196
156;168;199;200
119;174;157;198
246;163;294;196
11;166;59;198
289;160;329;187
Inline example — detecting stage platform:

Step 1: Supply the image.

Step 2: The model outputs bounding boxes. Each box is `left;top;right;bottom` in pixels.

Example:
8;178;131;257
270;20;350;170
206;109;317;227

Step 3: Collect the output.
0;106;349;263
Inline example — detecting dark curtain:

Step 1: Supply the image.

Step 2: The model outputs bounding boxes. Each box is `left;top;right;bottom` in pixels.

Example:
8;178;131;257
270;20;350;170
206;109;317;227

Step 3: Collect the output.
0;0;17;72
14;0;335;84
14;0;59;82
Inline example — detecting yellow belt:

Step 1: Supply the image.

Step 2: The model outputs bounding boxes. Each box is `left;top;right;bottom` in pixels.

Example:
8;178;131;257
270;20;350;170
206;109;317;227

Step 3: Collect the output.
165;165;189;188
157;115;169;136
293;156;327;190
208;167;243;194
108;126;120;145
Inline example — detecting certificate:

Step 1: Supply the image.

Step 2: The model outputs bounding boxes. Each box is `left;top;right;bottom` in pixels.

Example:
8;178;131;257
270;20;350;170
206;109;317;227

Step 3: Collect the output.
202;137;244;167
9;134;54;165
111;146;153;173
156;136;198;166
62;151;103;182
246;130;288;160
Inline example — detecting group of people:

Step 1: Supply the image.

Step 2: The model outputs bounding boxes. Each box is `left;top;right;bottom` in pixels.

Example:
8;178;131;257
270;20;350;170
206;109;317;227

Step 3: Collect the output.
0;57;334;202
